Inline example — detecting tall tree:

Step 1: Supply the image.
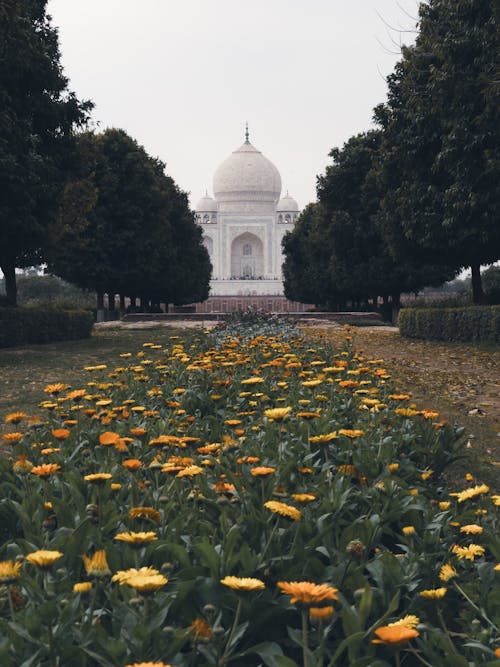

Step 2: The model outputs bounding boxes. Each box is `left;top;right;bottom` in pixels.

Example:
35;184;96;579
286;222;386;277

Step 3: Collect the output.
48;129;211;308
0;0;92;305
375;0;500;303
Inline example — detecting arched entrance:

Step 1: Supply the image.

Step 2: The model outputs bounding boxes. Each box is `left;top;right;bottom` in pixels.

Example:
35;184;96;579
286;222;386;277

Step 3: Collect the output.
231;233;264;279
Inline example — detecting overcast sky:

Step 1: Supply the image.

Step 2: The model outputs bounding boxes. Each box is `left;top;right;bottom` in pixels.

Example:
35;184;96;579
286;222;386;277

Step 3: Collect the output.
47;0;420;210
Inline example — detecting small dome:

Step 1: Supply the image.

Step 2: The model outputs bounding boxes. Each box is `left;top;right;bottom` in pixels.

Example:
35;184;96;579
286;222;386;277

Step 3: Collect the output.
195;193;217;212
213;140;281;205
276;193;299;212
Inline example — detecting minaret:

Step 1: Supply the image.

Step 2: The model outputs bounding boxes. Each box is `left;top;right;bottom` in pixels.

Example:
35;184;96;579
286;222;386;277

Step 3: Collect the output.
245;121;249;144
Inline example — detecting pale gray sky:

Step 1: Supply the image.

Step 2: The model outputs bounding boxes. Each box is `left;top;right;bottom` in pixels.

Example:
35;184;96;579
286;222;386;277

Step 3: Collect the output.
47;0;420;209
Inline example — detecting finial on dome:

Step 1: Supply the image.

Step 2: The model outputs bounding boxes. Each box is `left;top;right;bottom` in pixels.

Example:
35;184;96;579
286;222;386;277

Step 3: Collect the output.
245;121;249;143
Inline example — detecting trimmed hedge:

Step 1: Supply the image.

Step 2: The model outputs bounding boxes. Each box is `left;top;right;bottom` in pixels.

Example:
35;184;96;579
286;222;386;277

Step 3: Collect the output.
0;307;94;348
398;305;500;343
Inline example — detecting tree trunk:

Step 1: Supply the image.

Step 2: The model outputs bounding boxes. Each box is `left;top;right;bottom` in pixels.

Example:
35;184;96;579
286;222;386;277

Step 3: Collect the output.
390;292;401;325
470;263;484;305
108;291;115;311
1;262;17;306
119;294;126;312
96;291;104;310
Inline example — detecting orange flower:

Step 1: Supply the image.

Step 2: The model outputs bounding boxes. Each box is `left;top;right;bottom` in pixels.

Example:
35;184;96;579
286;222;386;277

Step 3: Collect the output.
372;625;419;646
51;428;70;440
338;429;364;438
129;506;161;523
84;473;112;484
122;459;142;471
12;455;33;473
44;383;69;395
250;466;276;477
82;550;111;577
4;412;27;424
2;432;24;444
130;428;147;437
309;606;334;622
277;581;339;606
99;431;121;446
31;463;61;477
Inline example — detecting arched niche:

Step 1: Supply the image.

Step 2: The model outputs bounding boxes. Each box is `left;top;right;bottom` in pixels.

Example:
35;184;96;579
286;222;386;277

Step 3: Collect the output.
203;235;213;258
231;232;263;279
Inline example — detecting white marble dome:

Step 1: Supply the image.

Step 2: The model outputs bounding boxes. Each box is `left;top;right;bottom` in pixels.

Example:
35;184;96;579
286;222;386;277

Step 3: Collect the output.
213;140;282;205
277;193;299;212
195;193;217;212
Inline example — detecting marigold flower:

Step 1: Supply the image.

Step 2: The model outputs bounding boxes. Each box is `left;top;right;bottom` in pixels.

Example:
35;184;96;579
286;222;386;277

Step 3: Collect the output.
73;581;93;594
122;458;142;471
99;431;121;446
4;412;27;424
451;543;485;560
220;576;265;591
309;432;338;443
124;573;168;594
130;428;147;437
277;581;339;606
2;432;24;444
114;531;158;545
291;493;316;503
237;456;260;464
31;463;61;477
263;407;292;420
241;376;265;385
84;473;112;483
82;550;111;577
402;526;416;536
264;500;301;521
491;495;500;506
388;394;411;401
395;408;420;417
44;383;69;395
65;389;87;401
438;501;451;510
449;484;490;503
388;615;420;629
26;550;63;569
112;566;161;584
176;465;204;478
129;507;161;523
309;606;334;622
12;455;33;473
338;429;365;438
372;625;419;645
0;559;22;583
459;524;483;535
51;428;70;440
301;380;322;388
439;564;457;582
419;587;447;599
388;463;399;472
190;617;212;639
249;466;276;478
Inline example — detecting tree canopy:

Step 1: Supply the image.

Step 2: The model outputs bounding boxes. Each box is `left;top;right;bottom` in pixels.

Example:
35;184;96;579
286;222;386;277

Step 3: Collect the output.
0;0;92;305
48;129;211;308
374;0;500;303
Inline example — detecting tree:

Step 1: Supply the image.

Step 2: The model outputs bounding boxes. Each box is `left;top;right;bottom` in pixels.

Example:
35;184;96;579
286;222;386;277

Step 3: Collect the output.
0;0;92;305
48;129;211;308
375;0;500;303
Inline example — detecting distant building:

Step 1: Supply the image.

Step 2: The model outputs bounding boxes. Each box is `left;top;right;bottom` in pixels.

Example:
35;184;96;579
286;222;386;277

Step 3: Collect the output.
195;126;299;296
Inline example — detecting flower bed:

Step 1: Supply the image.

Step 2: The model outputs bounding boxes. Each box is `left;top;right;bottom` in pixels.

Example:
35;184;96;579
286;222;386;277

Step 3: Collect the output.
1;320;499;666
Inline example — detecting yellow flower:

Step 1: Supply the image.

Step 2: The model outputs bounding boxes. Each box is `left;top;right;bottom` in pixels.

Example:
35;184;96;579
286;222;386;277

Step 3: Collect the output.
220;576;265;591
263;407;292;420
129;507;161;523
82;550;111;577
309;606;334;622
277;581;339;606
44;383;69;395
449;484;490;503
114;531;158;546
451;544;485;560
176;465;204;478
439;564;457;582
301;380;322;388
419;587;447;599
438;501;451;510
296;411;320;420
241;377;265;385
73;581;93;594
309;432;339;444
402;526;416;536
26;550;63;569
388;463;399;473
12;455;33;474
264;501;301;521
338;429;364;438
395;408;420;417
84;473;112;484
460;524;483;535
388;615;420;629
2;432;24;444
491;495;500;506
112;566;160;584
124;573;168;594
291;493;316;503
0;559;22;583
372;625;419;645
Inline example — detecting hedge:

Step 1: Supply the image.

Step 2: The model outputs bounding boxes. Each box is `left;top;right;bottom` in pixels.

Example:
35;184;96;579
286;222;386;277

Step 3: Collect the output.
0;307;94;348
398;305;500;343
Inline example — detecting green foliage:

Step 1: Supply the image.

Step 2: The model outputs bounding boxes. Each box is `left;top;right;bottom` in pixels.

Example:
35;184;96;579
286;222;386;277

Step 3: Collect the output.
398;306;500;343
0;0;92;305
47;129;211;307
375;0;500;303
9;273;95;310
0;307;94;348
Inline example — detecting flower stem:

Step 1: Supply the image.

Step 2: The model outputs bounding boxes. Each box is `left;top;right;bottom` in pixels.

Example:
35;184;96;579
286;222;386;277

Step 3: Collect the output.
301;609;310;667
224;597;242;657
453;581;499;632
7;586;15;619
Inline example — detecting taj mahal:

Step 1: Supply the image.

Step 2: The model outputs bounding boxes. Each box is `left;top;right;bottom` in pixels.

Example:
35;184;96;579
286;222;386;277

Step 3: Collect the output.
194;126;300;297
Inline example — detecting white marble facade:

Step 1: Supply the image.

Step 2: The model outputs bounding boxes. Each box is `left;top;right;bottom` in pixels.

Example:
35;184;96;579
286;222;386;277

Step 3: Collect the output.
195;130;299;296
